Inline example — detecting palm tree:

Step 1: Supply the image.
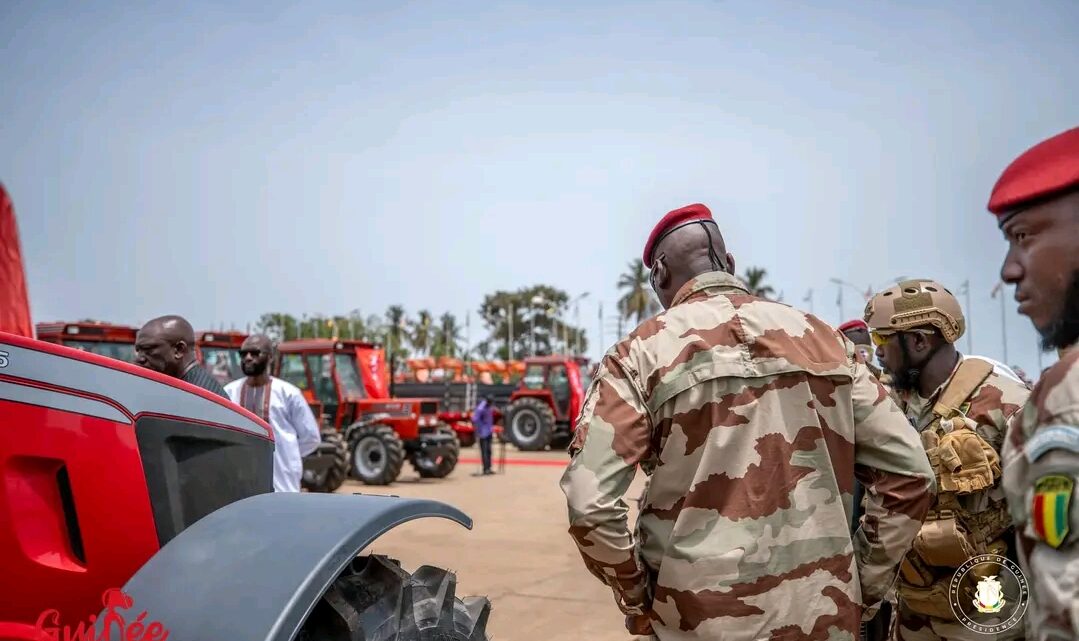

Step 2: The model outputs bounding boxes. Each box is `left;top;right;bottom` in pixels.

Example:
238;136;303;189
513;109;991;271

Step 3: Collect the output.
410;310;433;356
742;267;776;299
385;305;408;357
618;258;661;324
434;312;462;358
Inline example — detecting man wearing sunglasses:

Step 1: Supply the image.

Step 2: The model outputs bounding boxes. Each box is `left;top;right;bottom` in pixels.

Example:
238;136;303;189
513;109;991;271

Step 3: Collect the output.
989;126;1079;641
224;334;321;492
864;280;1029;640
561;203;934;640
134;314;228;399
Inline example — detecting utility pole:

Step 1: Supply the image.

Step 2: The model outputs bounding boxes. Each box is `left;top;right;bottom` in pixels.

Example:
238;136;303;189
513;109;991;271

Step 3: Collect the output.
507;303;514;361
960;280;972;354
598;302;604;360
991;281;1008;363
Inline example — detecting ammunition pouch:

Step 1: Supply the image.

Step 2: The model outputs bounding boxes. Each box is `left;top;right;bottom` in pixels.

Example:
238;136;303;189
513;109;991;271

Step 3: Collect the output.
898;579;956;620
899;554;935;587
936;425;1000;494
912;511;976;568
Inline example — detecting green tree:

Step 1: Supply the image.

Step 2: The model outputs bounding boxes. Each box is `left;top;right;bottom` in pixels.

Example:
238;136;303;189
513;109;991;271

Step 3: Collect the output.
742;267;776;298
618;259;661;325
433;312;462;358
410;310;433;356
479;285;587;358
384;305;409;360
255;313;299;341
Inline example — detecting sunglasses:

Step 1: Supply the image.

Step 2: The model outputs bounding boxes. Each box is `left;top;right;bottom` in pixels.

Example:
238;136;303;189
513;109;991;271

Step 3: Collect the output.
239;349;267;357
870;328;934;347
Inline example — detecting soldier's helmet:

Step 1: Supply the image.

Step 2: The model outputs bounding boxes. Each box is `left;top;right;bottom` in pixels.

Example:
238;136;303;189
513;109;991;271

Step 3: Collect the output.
863;279;965;344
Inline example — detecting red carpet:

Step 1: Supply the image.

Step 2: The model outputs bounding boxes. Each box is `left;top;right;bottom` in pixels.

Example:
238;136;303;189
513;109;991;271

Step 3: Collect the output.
458;457;569;467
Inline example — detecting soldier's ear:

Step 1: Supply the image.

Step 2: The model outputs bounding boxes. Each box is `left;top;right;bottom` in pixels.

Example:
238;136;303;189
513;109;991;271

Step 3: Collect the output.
725;252;736;275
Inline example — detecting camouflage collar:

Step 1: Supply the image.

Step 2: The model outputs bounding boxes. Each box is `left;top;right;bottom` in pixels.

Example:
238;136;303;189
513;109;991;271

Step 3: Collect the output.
671;270;750;307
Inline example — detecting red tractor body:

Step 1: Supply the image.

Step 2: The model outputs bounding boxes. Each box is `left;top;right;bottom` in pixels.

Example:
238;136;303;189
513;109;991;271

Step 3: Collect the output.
34;321;137;363
276;339;460;484
503;355;592;451
0;332;274;634
194;330;248;386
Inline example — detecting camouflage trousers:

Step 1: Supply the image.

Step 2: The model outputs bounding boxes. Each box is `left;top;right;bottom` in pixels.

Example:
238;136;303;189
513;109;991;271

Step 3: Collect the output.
894;602;1025;641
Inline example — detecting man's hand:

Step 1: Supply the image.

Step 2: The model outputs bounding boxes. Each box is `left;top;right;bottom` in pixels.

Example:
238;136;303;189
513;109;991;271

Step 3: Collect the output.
625;613;654;636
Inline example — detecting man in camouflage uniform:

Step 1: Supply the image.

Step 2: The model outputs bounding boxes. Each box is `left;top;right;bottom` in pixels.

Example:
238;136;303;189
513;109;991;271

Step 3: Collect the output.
560;203;935;640
840;319;884;380
988;126;1079;641
863;280;1030;640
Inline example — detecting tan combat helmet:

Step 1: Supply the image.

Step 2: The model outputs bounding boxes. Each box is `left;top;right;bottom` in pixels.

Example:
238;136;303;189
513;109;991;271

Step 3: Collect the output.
863;279;965;343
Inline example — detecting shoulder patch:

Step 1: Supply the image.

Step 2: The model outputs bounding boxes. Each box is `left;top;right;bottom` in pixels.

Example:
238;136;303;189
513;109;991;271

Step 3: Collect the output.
1032;475;1074;549
1024;424;1079;462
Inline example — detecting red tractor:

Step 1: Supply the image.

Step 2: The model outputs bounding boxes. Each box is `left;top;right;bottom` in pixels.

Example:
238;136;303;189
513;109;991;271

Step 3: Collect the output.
276;339;460;486
194;330;247;386
503;355;592;451
34;321;137;363
0;331;491;641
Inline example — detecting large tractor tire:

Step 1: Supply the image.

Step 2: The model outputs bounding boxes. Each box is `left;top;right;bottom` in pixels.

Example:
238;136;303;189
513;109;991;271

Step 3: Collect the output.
302;431;350;493
298;555;491;641
506;396;555;451
349;424;405;485
410;427;460;479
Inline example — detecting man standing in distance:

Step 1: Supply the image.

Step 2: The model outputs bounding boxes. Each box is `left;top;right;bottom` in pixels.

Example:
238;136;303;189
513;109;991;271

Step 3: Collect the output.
864;280;1029;640
989;126;1079;641
840;318;885;380
560;203;934;640
134;315;227;398
471;395;496;476
225;335;321;493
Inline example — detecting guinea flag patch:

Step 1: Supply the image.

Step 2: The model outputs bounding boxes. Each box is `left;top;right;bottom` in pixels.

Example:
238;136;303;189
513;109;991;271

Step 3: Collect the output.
1032;475;1074;549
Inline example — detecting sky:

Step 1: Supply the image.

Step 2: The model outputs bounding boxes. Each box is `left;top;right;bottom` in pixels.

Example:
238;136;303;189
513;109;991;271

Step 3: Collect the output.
1;0;1076;375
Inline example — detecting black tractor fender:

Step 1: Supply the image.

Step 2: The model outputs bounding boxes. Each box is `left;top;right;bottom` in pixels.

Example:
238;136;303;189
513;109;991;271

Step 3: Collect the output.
94;492;473;641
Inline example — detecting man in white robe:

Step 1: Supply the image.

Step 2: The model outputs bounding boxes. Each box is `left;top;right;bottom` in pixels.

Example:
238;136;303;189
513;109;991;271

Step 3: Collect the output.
225;335;321;492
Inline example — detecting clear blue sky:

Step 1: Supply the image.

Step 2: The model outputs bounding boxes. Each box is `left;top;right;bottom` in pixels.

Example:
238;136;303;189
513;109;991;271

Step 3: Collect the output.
2;0;1076;375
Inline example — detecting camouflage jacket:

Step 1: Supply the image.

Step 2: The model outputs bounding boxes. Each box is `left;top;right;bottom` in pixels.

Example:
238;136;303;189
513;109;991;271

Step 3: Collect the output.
893;355;1029;519
559;271;935;640
1001;346;1079;640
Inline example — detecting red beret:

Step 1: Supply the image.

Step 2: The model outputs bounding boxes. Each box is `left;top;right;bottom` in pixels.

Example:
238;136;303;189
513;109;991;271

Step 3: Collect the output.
642;203;714;268
988;126;1079;216
838;319;869;333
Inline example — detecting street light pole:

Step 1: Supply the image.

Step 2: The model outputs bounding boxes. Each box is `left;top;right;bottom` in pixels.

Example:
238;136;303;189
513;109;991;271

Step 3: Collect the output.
992;281;1008;363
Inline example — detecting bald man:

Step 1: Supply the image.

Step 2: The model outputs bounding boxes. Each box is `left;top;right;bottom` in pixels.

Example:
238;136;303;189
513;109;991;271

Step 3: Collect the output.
134;315;228;398
560;204;934;640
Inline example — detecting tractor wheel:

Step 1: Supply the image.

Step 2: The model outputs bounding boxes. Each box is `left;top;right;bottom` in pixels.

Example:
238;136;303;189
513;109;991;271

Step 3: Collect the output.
349;424;405;485
302;432;350;493
410;428;460;479
506;397;555;451
297;555;491;641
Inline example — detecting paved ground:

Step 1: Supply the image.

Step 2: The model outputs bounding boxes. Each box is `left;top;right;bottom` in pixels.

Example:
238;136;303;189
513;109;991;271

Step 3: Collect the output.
336;447;648;641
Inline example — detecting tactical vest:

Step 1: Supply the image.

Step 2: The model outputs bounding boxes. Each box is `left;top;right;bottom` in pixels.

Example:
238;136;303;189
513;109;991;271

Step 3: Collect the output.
896;359;1013;619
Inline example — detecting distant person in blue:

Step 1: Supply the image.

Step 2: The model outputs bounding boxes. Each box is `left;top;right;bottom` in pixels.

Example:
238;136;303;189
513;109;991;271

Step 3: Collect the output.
472;395;496;476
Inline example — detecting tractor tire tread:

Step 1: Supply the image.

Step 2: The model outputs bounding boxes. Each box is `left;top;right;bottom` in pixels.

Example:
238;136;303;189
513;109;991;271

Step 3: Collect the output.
297;554;491;640
506;396;555;451
348;424;405;486
302;431;350;493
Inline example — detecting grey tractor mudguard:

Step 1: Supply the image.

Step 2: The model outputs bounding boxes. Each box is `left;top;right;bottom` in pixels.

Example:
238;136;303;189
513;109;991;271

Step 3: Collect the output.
95;492;472;641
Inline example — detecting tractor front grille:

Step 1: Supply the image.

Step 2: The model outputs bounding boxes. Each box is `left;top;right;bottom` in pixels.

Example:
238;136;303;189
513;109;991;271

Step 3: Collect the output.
419;401;439;416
